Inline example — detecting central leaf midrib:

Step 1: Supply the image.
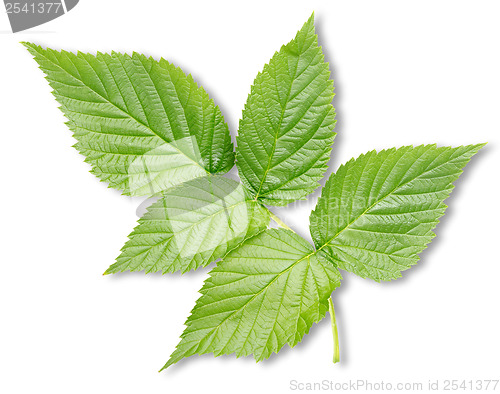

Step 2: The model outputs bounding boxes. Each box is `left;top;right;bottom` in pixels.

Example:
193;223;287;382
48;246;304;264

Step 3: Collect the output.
132;199;250;241
189;246;316;355
253;53;302;200
315;148;462;254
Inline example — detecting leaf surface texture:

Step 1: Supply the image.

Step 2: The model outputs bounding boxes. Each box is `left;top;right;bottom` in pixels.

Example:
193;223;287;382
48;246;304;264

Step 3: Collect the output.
163;228;341;369
24;43;234;196
106;176;270;274
309;144;484;281
236;15;336;206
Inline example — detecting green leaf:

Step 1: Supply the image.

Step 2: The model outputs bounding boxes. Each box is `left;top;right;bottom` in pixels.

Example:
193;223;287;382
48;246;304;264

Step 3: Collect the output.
309;144;485;282
236;14;336;206
23;43;234;196
105;176;270;275
162;228;342;370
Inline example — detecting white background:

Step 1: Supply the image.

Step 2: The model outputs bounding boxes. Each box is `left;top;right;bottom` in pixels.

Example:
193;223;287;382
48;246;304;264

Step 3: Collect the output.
1;1;499;393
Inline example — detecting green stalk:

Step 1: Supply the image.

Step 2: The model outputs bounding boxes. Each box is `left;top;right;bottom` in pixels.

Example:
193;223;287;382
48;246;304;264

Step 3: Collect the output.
268;209;293;232
328;296;340;363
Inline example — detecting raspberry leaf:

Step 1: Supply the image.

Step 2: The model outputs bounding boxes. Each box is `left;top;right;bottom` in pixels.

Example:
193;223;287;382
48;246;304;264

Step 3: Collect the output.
309;144;485;281
24;43;234;196
236;14;336;206
162;228;342;369
105;176;270;275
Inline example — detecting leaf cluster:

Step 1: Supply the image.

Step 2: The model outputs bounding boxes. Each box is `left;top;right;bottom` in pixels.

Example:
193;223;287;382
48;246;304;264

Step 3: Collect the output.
24;14;484;370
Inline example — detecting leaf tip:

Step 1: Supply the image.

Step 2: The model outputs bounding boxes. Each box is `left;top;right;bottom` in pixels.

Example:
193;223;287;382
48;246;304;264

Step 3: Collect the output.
468;142;488;157
21;41;37;55
102;268;112;276
304;11;315;30
159;359;174;372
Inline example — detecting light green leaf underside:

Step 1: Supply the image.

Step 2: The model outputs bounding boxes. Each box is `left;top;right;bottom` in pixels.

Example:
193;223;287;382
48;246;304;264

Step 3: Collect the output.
24;43;234;196
105;176;270;275
236;14;336;206
309;144;484;282
162;228;342;369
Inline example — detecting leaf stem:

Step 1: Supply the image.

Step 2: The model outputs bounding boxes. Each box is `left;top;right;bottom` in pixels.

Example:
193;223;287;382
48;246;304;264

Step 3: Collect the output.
268;210;293;232
328;296;340;364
